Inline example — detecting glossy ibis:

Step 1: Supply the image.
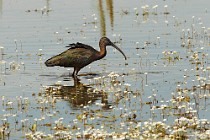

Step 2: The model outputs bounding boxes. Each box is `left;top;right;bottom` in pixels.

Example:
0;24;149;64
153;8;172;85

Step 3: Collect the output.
45;37;127;77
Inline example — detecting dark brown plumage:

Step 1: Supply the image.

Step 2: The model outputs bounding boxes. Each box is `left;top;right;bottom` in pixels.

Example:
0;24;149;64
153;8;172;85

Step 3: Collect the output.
45;37;127;77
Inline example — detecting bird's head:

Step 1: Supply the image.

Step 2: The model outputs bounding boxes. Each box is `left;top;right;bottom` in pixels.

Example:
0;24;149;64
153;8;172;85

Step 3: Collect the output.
99;37;127;60
99;37;113;46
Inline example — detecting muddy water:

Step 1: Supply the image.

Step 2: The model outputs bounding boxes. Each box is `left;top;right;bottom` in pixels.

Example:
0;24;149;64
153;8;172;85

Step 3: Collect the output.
0;0;210;139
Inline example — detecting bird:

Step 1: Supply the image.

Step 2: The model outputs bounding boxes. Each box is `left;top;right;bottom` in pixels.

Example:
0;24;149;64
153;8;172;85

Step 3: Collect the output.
45;37;127;77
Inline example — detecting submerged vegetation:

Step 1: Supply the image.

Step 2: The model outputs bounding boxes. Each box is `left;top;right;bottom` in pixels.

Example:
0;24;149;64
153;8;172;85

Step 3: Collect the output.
0;71;210;139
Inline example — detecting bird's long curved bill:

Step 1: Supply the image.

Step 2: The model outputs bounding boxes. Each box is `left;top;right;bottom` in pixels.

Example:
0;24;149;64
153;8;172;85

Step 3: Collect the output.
111;42;127;60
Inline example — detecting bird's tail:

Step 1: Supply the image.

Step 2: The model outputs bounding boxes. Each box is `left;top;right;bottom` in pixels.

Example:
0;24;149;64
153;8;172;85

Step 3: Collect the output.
45;56;62;67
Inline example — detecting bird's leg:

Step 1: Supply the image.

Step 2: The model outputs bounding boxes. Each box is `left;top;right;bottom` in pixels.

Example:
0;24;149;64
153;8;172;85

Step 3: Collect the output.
73;75;80;83
72;68;80;77
72;68;76;77
75;69;79;76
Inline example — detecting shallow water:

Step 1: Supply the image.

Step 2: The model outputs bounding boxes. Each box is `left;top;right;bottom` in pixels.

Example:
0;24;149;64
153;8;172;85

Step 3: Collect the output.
0;0;210;139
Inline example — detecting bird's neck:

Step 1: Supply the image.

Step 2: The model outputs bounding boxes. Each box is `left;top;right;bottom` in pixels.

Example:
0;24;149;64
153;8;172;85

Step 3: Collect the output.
97;46;106;59
97;42;107;59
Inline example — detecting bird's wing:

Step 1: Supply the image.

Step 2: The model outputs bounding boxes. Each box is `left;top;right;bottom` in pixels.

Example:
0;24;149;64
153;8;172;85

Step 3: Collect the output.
66;42;97;52
46;46;97;68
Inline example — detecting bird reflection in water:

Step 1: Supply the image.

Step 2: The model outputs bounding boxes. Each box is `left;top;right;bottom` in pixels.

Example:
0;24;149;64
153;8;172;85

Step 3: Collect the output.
46;77;112;110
